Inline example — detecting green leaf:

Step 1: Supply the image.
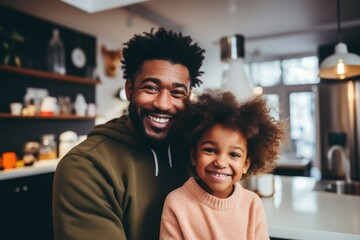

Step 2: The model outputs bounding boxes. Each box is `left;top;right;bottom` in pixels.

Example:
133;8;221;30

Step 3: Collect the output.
11;31;25;42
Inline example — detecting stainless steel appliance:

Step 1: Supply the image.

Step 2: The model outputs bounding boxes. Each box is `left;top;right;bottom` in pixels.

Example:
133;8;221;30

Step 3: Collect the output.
314;80;360;181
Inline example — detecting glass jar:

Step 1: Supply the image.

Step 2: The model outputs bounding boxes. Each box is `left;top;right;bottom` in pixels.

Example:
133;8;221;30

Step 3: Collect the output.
59;131;78;159
39;134;57;160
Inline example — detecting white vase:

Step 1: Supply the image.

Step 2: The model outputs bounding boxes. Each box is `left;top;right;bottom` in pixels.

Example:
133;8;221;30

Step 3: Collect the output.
74;93;87;116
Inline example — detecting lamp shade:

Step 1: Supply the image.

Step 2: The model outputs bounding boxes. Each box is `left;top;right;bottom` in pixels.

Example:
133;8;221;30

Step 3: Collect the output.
220;35;245;61
220;34;254;101
319;42;360;80
222;59;254;101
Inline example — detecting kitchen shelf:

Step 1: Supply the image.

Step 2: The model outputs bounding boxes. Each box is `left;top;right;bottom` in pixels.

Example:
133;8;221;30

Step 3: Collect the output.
0;65;96;156
0;65;100;86
0;113;96;120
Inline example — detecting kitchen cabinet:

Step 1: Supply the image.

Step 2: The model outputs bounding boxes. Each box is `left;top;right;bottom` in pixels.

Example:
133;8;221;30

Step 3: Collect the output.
273;158;312;177
0;172;54;240
0;65;100;155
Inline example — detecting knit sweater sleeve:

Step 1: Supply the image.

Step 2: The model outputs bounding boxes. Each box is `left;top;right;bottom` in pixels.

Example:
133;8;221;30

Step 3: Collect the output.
253;194;270;240
159;193;184;240
53;154;125;240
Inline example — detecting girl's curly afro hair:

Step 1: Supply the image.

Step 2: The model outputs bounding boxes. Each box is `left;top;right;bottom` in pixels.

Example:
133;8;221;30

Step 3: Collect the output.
171;89;285;179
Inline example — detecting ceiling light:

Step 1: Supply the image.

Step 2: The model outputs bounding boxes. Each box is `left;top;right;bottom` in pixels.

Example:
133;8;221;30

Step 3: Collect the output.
220;34;255;101
60;0;148;14
318;0;360;80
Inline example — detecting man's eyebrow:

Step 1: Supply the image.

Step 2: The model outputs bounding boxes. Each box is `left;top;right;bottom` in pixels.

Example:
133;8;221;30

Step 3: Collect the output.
172;82;188;93
140;78;189;93
140;78;161;85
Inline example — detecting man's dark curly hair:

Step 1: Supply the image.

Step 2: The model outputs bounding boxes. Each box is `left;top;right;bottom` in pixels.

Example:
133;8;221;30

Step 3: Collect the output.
121;27;205;88
171;89;285;179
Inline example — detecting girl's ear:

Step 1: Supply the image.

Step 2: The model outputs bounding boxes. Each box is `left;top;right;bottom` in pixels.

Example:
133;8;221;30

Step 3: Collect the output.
243;157;252;173
191;150;197;166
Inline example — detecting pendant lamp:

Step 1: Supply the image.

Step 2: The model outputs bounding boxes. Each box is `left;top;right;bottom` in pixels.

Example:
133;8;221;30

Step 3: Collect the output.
318;0;360;80
220;34;255;101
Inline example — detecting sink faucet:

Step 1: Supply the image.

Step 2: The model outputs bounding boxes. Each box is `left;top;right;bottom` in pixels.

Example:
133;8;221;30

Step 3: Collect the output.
327;145;351;183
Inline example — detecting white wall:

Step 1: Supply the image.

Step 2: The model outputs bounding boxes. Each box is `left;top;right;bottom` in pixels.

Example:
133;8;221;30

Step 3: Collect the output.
0;0;222;123
198;41;223;92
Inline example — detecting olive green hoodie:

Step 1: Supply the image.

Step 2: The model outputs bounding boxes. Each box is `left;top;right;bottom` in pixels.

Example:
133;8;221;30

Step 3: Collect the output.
53;115;188;240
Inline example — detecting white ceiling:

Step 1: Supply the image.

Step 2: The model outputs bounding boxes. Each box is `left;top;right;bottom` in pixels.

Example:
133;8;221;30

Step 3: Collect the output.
2;0;360;62
60;0;148;13
125;0;360;61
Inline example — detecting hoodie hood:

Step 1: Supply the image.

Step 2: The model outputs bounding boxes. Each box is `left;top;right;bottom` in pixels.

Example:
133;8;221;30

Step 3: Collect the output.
88;115;142;149
88;115;173;176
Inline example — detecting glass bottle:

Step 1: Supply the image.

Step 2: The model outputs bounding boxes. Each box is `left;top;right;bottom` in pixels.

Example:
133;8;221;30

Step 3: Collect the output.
47;28;66;75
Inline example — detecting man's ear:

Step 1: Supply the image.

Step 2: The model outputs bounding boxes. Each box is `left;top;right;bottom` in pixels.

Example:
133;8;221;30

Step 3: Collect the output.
125;80;132;101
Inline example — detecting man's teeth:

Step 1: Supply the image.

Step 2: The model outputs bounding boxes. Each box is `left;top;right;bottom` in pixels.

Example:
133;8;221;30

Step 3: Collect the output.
149;115;170;123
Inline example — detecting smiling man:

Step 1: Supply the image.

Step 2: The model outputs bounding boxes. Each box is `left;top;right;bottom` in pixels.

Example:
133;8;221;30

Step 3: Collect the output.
52;28;205;240
126;60;190;145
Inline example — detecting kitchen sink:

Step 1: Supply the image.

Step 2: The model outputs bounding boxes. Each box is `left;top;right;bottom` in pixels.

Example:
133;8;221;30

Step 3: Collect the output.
313;180;360;196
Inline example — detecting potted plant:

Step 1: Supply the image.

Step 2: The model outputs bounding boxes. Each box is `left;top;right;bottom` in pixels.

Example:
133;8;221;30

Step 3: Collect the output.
0;24;25;66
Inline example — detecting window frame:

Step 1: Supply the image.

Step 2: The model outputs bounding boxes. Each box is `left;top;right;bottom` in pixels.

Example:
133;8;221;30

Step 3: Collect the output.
249;55;319;156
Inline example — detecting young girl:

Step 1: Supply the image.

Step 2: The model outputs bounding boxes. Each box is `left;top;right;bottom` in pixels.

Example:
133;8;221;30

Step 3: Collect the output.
160;89;284;240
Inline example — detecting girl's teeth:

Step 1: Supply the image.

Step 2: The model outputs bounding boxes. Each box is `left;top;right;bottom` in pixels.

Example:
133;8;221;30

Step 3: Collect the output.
211;172;227;177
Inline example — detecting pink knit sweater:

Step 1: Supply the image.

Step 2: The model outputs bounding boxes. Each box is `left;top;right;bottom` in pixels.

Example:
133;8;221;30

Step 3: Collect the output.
160;177;270;240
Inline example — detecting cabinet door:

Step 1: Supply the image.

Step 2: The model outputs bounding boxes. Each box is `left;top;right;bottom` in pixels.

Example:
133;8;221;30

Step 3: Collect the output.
0;173;54;240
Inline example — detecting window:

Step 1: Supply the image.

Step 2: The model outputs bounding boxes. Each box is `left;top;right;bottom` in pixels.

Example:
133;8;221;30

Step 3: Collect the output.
289;92;316;160
264;94;280;120
251;60;281;87
282;57;319;85
248;56;319;161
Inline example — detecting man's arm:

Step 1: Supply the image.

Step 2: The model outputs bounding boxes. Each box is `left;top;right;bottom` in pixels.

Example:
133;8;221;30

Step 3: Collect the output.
53;155;126;240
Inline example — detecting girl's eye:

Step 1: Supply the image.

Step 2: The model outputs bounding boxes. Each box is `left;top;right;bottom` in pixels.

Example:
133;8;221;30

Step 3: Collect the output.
203;148;215;154
230;152;241;158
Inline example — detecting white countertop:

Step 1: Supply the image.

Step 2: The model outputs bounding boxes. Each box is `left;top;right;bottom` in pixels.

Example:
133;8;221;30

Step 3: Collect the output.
263;176;360;240
0;159;59;181
1;162;359;239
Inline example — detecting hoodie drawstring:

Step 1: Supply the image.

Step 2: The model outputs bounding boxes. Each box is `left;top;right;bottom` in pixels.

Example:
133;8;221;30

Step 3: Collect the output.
167;145;173;168
150;146;173;177
150;149;159;177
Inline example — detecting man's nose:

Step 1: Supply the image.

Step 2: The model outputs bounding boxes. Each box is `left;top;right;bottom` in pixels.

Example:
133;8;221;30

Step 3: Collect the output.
153;91;172;111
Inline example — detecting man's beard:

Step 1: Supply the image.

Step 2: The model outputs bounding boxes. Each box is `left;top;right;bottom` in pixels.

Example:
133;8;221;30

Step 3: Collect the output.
128;101;172;147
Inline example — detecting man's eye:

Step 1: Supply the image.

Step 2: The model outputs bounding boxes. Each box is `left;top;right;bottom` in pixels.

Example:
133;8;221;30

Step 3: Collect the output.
171;89;187;98
143;85;158;93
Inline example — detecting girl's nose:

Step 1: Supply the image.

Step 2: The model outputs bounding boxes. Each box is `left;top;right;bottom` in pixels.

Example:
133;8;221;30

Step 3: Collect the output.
213;156;227;168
